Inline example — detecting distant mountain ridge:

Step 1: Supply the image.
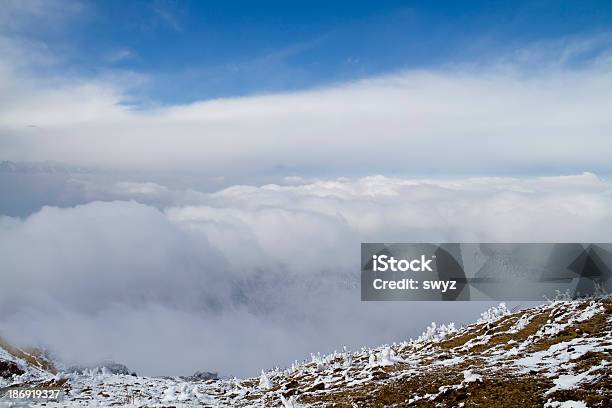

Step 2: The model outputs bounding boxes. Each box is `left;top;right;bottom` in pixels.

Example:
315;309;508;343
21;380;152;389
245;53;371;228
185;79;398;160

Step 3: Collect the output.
0;161;94;174
66;362;137;377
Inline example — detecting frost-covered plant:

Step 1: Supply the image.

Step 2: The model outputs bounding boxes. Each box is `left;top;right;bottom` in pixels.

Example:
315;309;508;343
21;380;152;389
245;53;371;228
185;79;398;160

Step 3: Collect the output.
343;354;352;368
417;322;457;343
310;352;330;372
510;313;534;333
280;394;304;407
366;347;407;367
379;347;396;366
478;303;510;323
161;385;178;403
592;282;609;298
544;289;574;303
545;284;610;303
258;370;272;390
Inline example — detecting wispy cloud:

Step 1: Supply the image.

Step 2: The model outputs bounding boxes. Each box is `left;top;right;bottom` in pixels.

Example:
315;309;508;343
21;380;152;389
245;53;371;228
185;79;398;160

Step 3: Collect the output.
0;0;84;33
151;0;183;32
105;47;137;63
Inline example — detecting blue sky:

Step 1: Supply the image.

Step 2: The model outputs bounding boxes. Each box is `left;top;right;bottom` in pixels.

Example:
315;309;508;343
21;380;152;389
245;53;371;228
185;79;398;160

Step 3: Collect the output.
12;0;612;104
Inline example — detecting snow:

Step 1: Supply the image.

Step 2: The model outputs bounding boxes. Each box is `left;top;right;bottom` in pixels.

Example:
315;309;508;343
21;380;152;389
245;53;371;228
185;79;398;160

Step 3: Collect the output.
462;370;483;383
546;361;608;395
549;372;594;393
433;356;464;366
515;336;612;375
574;302;604;323
545;400;589;408
535;301;604;340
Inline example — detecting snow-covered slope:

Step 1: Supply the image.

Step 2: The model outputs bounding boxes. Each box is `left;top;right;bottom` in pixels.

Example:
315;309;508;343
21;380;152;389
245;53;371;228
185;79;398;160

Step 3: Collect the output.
1;298;610;407
0;336;62;392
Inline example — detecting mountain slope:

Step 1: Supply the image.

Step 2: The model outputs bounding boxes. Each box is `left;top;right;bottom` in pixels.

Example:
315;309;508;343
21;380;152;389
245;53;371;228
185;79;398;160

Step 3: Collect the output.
0;335;61;396
1;298;610;407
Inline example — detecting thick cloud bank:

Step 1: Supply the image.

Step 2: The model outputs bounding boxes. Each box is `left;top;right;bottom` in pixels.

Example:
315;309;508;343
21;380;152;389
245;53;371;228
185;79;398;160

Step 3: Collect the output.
1;173;611;376
2;64;612;176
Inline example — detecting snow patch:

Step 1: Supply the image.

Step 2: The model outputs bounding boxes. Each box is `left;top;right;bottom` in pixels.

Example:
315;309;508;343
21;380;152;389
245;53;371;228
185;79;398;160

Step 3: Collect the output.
462;370;483;383
544;400;589;408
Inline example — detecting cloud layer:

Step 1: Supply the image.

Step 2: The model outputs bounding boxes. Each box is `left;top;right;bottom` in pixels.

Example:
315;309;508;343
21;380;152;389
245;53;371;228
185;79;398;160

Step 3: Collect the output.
2;66;612;176
1;173;611;376
1;23;612;177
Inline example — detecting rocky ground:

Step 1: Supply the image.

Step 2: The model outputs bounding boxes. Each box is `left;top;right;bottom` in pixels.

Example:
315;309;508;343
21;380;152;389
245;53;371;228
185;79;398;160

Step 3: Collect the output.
1;297;610;407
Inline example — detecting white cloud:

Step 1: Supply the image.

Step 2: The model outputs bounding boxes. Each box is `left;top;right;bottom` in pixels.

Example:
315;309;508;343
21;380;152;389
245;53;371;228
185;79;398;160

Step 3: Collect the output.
1;174;610;376
1;31;612;176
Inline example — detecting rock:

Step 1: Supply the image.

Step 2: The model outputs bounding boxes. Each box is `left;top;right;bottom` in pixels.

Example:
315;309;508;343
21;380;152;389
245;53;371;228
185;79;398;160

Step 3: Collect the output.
0;359;25;378
308;382;325;391
181;371;219;382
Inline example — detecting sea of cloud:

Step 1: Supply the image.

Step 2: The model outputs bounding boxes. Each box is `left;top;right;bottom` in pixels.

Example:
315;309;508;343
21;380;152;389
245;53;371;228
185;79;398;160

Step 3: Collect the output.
1;173;610;376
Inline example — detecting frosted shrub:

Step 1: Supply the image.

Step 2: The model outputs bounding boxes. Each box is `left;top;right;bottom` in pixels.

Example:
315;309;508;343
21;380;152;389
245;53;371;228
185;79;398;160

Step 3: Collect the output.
417;322;457;343
281;394;304;407
259;370;272;390
478;303;510;323
366;347;407;367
